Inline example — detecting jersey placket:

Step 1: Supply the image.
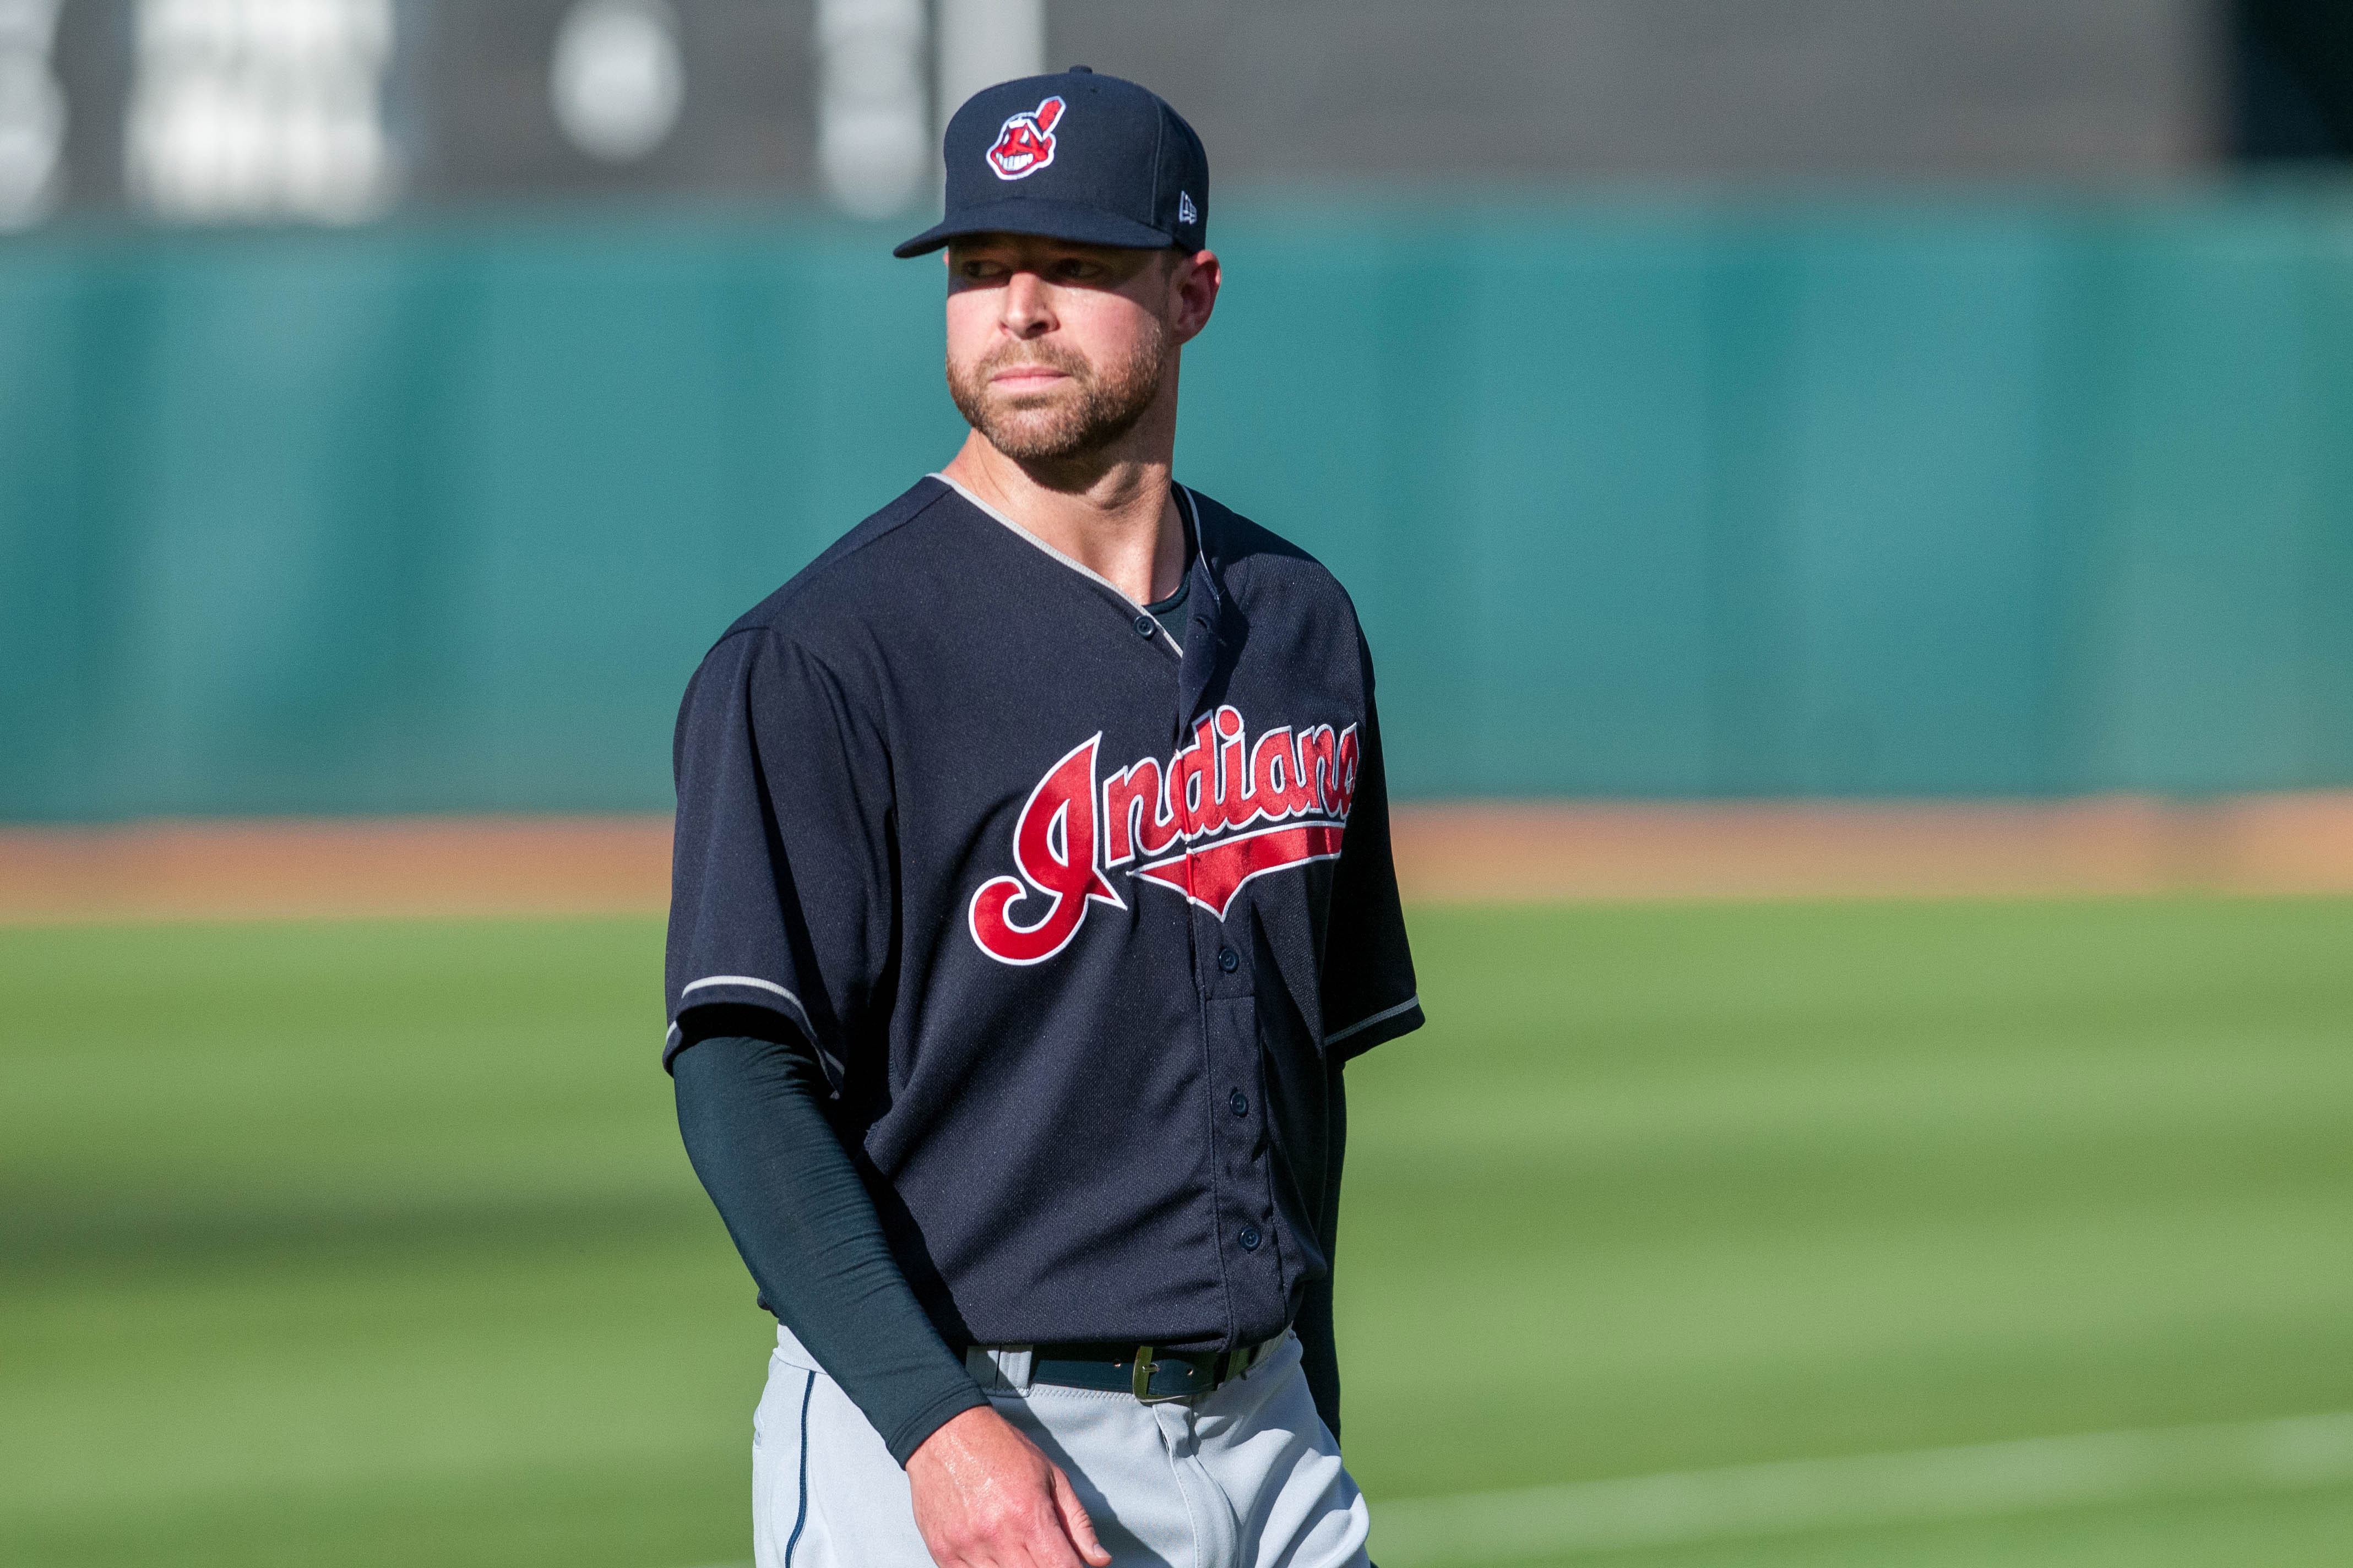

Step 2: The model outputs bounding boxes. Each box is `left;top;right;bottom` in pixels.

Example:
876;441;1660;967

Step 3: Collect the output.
1173;533;1290;1344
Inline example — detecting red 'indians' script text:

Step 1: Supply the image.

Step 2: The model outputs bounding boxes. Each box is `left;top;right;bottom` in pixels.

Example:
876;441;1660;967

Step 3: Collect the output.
968;705;1360;965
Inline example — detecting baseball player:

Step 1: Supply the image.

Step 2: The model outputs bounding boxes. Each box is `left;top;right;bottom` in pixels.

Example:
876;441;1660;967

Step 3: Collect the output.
666;68;1421;1568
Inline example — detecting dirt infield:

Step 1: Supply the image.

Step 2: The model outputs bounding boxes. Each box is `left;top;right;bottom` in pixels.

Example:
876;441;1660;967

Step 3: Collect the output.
6;796;2353;923
0;816;676;923
1387;795;2353;901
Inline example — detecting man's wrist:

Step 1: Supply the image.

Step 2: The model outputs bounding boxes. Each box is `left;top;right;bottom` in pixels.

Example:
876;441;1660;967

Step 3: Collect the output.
886;1378;994;1468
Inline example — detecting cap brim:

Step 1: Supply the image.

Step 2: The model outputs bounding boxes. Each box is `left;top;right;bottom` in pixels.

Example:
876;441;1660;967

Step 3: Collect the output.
893;197;1176;258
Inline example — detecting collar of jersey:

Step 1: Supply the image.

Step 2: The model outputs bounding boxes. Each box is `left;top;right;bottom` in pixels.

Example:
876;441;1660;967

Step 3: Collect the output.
928;471;1206;661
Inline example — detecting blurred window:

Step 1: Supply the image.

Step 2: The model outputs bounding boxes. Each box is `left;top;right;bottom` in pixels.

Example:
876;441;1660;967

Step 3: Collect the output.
936;0;1042;145
124;0;398;222
817;0;926;217
0;0;63;227
550;0;684;163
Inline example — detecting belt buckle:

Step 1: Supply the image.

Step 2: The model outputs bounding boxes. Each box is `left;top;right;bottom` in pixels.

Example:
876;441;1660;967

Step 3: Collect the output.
1131;1344;1188;1404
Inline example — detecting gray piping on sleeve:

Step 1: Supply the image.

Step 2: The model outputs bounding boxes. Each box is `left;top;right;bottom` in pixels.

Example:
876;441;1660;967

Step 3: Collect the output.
677;974;817;1037
1323;994;1421;1048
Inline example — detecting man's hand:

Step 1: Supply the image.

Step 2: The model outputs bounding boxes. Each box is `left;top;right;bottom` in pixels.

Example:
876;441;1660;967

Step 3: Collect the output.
907;1404;1113;1568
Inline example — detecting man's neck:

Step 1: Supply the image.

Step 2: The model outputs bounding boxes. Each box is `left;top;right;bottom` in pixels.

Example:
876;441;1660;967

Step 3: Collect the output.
940;431;1188;607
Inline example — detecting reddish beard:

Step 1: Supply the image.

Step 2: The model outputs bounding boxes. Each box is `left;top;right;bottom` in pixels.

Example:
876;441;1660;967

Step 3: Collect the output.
947;326;1168;463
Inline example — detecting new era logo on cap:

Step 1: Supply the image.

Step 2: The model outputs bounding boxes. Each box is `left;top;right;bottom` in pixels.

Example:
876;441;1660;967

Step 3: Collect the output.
1178;191;1197;224
987;95;1064;180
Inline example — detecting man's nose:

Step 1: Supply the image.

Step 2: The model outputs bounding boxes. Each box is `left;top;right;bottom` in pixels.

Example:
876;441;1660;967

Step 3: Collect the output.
1001;270;1055;336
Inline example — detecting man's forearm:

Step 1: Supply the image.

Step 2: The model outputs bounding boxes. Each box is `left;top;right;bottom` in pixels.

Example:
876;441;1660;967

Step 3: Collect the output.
1298;1049;1349;1441
672;1032;988;1463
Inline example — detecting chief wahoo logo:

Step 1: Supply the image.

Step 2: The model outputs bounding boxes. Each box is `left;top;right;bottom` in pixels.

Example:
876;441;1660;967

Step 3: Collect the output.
987;95;1064;180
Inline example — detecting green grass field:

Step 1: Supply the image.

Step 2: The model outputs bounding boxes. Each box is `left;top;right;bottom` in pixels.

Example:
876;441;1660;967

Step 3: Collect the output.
6;899;2352;1566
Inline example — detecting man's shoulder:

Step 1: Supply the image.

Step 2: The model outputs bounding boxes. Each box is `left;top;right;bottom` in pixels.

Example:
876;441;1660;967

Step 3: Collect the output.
1185;487;1362;627
713;477;963;654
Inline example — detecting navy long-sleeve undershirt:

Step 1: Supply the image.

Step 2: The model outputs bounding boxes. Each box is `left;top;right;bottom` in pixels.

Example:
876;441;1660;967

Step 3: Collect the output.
672;1031;988;1465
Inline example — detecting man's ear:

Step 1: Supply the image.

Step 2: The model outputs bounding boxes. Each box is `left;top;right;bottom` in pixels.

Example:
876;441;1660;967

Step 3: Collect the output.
1170;248;1220;343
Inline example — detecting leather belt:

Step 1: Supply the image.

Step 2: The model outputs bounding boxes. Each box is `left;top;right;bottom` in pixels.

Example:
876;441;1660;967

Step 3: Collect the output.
1026;1335;1283;1404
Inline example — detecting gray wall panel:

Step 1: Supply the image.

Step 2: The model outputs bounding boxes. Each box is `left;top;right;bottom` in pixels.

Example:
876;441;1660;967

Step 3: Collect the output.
1049;0;2222;181
37;0;2226;225
405;0;816;202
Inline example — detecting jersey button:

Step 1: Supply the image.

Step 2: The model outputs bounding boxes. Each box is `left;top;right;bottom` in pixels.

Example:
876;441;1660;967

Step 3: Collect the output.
1133;613;1157;638
1229;1089;1249;1118
1216;946;1240;973
1238;1226;1261;1251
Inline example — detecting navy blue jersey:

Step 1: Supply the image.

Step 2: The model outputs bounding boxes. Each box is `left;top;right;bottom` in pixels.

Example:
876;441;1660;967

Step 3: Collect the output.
665;476;1422;1354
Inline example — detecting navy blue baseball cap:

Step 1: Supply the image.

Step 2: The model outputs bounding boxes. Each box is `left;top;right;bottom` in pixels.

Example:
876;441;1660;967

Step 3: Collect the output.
894;68;1208;258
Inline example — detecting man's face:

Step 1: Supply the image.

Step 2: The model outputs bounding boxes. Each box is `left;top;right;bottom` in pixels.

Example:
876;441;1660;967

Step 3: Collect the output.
944;234;1213;464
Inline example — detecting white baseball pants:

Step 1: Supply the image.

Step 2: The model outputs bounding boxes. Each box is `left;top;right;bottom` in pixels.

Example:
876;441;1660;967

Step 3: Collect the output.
750;1324;1372;1568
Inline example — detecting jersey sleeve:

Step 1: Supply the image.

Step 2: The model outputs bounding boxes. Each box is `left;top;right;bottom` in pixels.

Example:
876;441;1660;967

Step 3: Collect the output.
1319;662;1423;1060
664;625;895;1084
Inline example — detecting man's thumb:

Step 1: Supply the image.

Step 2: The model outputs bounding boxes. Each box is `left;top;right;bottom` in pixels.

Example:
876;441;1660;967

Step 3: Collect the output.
1051;1467;1112;1567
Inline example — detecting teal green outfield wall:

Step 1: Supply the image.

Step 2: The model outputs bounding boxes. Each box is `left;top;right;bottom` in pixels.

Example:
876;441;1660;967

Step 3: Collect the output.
6;192;2353;821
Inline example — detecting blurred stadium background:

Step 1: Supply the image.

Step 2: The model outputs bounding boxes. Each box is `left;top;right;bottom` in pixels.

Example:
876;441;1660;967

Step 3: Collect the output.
5;3;2353;1566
